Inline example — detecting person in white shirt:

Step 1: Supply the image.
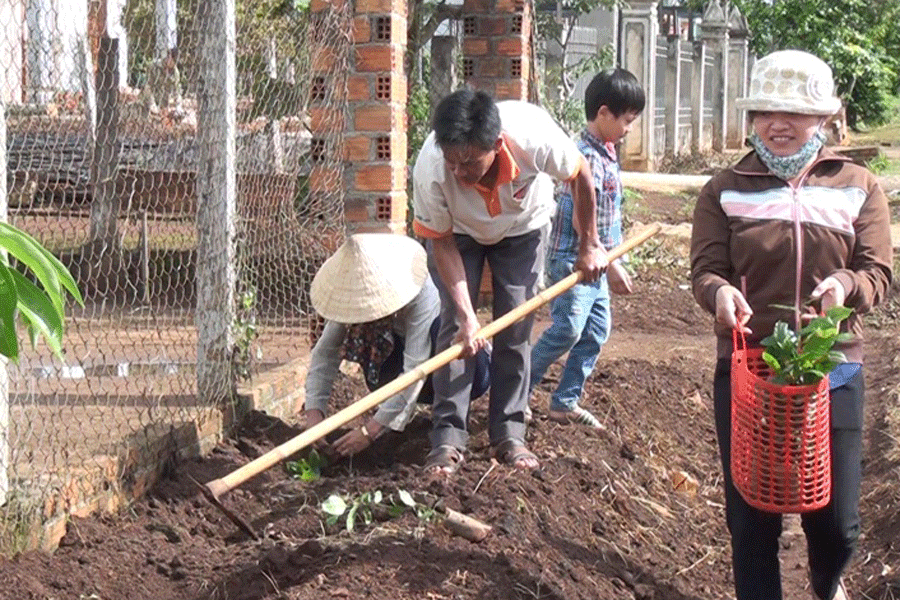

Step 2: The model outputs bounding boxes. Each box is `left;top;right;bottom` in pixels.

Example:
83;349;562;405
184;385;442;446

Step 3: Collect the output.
412;90;607;476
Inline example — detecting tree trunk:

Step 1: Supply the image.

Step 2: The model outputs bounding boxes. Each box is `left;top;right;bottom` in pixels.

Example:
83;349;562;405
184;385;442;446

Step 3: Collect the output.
88;35;120;249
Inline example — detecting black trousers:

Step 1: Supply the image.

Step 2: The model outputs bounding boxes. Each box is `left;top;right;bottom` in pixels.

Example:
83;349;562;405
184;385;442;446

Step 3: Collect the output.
713;358;864;600
427;230;542;448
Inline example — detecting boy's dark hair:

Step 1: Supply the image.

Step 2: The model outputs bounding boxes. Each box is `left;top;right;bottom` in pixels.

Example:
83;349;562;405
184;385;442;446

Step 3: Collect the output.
432;90;502;151
584;69;645;121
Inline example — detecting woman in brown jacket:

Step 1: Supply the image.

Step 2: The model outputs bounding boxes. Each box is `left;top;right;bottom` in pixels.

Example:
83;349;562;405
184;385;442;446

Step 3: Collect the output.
690;50;893;600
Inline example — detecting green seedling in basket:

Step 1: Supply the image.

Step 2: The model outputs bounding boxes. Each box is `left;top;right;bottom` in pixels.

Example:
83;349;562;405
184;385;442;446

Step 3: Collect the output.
752;305;853;506
761;305;853;385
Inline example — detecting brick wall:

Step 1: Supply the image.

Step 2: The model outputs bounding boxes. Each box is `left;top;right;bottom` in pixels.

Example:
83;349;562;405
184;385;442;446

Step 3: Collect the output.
26;357;309;552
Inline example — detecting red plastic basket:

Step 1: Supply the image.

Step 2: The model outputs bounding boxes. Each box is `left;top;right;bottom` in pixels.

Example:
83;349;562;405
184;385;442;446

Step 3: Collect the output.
730;330;831;513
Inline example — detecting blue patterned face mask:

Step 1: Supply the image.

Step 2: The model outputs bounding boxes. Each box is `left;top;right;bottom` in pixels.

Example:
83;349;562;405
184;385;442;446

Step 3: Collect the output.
748;128;826;181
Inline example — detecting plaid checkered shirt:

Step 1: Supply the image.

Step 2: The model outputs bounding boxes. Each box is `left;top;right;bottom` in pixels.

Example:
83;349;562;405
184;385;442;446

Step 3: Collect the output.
547;128;624;260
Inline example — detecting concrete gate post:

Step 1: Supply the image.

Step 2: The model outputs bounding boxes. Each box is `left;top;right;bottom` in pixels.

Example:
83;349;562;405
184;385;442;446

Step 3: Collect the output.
700;0;728;153
619;0;659;171
691;39;708;153
726;4;750;149
664;37;684;154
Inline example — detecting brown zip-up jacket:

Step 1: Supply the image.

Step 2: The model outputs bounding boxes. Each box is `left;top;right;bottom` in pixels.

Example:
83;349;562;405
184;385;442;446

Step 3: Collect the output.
691;148;893;363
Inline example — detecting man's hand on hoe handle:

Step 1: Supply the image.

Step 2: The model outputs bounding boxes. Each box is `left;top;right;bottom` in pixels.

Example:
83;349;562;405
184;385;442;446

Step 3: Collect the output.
455;308;487;359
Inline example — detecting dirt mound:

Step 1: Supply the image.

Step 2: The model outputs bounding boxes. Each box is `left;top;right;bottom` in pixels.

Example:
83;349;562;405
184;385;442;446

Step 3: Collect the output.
1;252;898;600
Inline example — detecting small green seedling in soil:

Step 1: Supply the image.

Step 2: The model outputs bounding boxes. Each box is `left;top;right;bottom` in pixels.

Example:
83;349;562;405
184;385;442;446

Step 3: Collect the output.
320;489;435;533
286;449;328;482
761;305;853;385
396;489;438;523
322;490;383;533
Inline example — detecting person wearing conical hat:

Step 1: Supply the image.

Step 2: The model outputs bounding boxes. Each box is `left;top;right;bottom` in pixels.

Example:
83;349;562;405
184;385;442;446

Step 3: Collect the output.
304;233;489;458
691;49;892;600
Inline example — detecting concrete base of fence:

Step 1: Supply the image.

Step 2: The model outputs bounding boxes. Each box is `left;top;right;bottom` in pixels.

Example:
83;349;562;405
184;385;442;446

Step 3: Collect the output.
20;356;309;553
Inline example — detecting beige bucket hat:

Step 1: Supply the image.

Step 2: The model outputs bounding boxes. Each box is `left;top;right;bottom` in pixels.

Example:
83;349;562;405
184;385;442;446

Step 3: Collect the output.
310;233;428;324
737;50;841;116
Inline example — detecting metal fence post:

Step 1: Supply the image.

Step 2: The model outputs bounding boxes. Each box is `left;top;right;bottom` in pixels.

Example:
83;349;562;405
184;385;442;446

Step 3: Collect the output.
196;0;237;405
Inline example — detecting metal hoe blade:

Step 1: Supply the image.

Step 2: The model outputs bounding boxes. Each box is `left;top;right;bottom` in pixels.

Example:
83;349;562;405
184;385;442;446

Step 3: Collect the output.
191;475;259;540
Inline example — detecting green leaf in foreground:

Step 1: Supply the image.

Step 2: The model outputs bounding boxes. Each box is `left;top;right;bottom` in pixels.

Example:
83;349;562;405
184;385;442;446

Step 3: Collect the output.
321;494;347;517
0;222;83;360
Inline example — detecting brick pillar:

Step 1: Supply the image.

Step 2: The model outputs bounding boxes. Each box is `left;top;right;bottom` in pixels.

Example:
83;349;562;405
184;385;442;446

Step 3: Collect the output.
459;0;532;301
308;0;408;234
347;0;408;233
308;0;350;230
461;0;530;100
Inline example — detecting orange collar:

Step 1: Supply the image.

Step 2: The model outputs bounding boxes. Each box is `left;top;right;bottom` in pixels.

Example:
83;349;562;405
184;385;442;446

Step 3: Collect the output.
473;137;520;217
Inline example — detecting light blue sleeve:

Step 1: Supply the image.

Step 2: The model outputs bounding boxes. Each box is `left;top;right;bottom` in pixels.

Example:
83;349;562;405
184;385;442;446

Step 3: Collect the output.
303;320;347;416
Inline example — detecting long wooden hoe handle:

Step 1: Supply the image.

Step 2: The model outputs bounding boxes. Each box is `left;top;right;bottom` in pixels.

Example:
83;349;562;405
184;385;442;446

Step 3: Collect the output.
206;223;661;499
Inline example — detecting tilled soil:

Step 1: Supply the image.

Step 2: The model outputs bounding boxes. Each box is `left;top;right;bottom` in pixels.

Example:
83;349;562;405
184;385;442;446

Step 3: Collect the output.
0;221;898;600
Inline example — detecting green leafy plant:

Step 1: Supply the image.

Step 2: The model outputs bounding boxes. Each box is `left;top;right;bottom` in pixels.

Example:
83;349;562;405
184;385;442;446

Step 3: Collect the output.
760;305;854;385
322;490;382;533
320;489;433;533
285;449;327;482
232;286;260;381
396;489;438;522
0;222;83;360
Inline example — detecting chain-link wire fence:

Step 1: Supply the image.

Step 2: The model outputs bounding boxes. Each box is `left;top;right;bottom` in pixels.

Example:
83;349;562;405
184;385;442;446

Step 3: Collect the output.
0;0;350;553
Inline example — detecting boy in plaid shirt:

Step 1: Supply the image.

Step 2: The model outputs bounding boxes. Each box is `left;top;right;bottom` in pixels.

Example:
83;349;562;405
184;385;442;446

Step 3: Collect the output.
530;69;645;429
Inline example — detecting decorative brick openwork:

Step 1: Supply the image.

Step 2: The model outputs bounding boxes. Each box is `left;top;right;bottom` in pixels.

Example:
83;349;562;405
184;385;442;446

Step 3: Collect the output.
375;75;391;100
375;135;391;160
310;138;327;162
511;14;523;35
373;16;391;41
463;58;475;78
375;196;392;220
311;76;327;102
463;15;477;35
461;0;531;100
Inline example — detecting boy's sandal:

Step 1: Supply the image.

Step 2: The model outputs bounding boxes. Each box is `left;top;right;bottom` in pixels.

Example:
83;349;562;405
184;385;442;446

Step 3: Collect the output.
548;406;605;431
491;438;539;471
423;444;465;476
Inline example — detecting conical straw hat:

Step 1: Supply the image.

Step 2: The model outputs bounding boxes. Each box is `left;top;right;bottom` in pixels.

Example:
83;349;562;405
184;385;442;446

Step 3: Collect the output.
310;233;428;324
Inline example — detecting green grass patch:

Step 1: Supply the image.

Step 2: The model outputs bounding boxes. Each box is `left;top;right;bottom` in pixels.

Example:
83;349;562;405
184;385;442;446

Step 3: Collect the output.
849;95;900;149
0;491;42;556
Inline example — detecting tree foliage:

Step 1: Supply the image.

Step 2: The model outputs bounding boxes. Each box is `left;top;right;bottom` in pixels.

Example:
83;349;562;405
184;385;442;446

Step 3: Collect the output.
533;0;616;133
734;0;900;128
